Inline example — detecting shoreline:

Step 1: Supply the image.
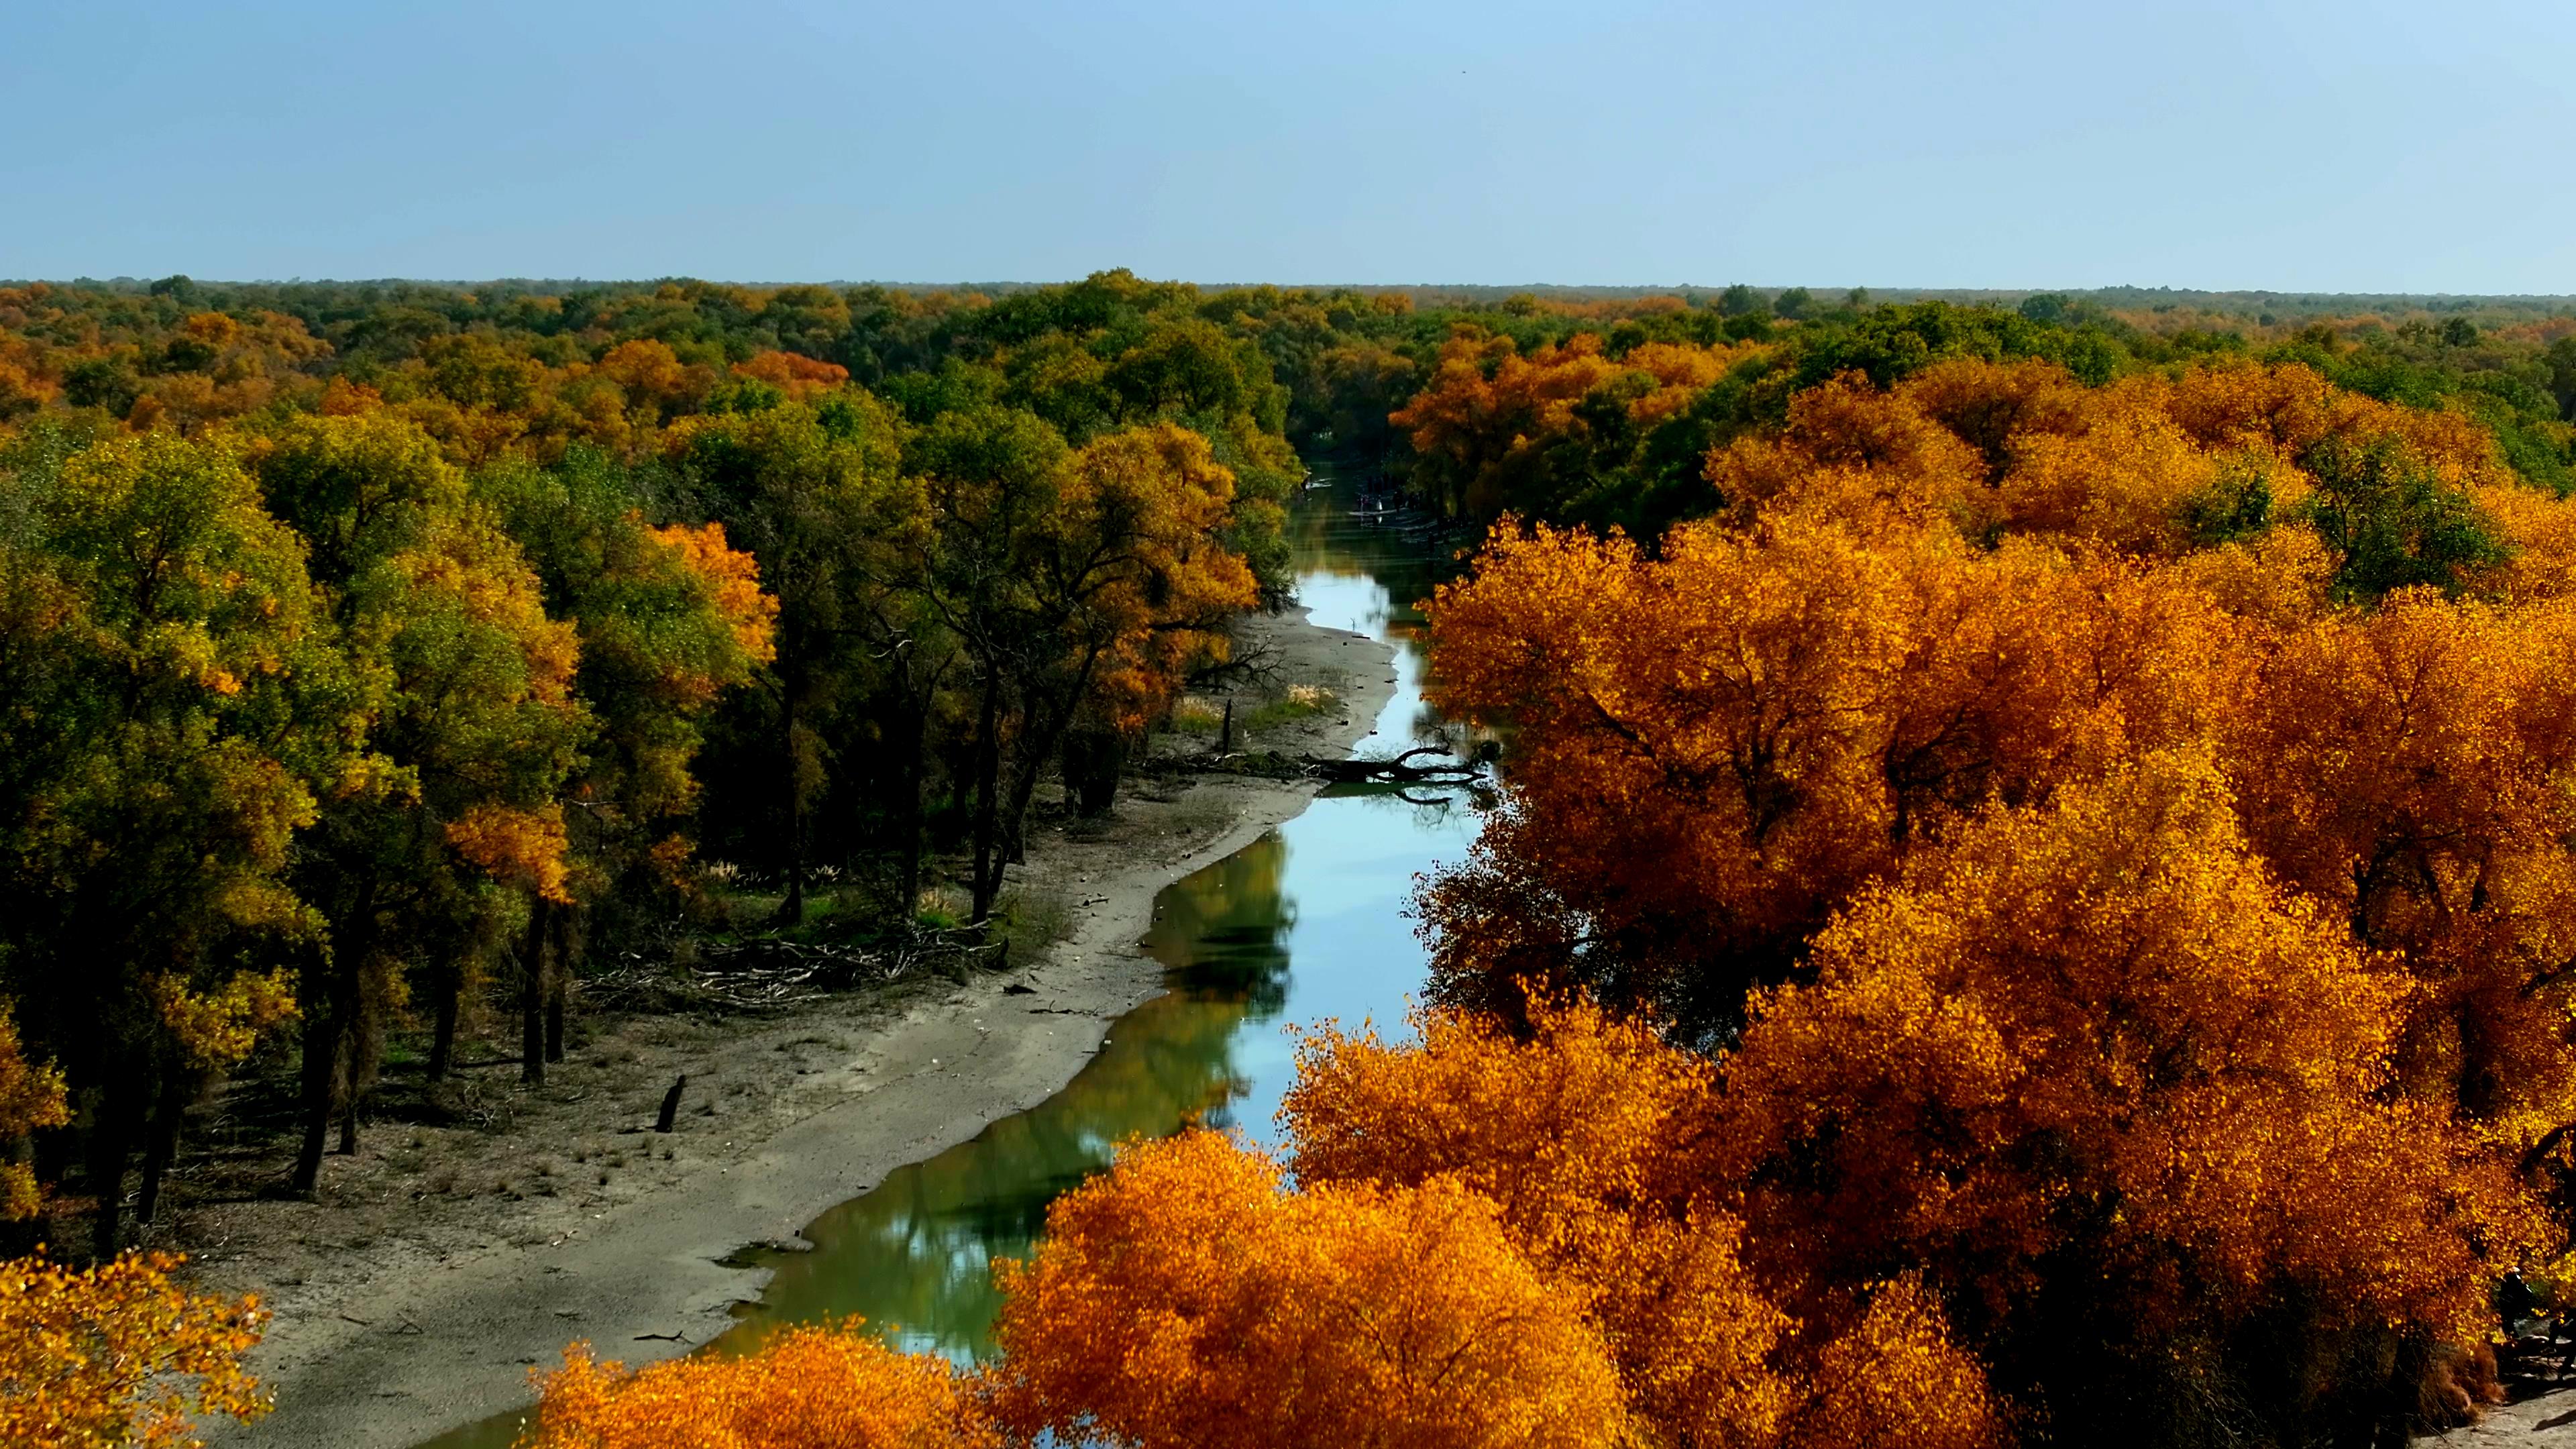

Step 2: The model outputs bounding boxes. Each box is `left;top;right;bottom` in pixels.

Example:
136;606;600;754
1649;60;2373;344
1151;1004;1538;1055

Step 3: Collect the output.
206;603;1399;1448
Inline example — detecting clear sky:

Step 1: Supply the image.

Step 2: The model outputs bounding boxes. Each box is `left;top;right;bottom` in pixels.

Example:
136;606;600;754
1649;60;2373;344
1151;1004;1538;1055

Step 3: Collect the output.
5;0;2572;291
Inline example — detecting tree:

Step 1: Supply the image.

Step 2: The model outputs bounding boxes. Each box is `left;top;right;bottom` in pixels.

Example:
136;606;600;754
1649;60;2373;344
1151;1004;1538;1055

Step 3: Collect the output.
1718;283;1764;317
0;1007;68;1222
2546;335;2576;420
1390;330;1759;523
0;1250;269;1448
1720;752;2526;1443
0;429;333;1250
2297;432;2510;600
1283;997;2002;1449
986;1130;1631;1449
668;396;910;926
246;413;588;1179
2224;590;2576;1160
1419;513;2238;1031
518;1324;996;1449
476;447;775;1071
911;416;1255;918
1772;286;1815;321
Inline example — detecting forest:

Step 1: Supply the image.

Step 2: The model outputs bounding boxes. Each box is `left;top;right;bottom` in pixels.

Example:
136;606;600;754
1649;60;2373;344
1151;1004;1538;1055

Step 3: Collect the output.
11;271;2576;1445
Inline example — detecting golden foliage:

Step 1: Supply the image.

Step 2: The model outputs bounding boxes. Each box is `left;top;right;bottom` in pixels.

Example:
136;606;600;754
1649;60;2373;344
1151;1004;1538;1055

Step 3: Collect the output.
1721;751;2528;1339
445;803;574;904
643;519;780;674
987;1130;1631;1449
1423;513;2241;1010
1057;425;1262;733
1415;354;2576;1436
515;1326;996;1449
147;969;296;1073
1283;998;2001;1448
733;350;851;401
0;1007;70;1222
0;1250;268;1449
1394;330;1762;517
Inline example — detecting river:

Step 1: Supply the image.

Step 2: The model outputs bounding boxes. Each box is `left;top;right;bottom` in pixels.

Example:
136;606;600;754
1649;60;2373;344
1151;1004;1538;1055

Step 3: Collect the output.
417;466;1474;1444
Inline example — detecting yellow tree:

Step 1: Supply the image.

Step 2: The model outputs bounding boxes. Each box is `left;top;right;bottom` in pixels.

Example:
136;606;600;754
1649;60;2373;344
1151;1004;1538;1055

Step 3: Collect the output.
985;1130;1631;1449
0;996;266;1448
517;1324;996;1449
1719;751;2531;1442
1419;514;2239;1028
1285;998;2000;1449
0;1250;269;1449
2224;591;2576;1163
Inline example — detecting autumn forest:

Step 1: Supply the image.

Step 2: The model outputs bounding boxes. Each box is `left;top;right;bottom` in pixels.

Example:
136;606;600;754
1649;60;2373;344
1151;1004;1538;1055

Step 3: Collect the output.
15;272;2576;1447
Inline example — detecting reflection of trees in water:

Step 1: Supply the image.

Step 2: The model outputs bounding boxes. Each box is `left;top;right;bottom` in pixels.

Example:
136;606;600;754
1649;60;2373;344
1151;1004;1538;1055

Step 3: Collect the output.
710;478;1470;1373
1319;780;1481;831
1144;832;1294;1016
724;840;1299;1364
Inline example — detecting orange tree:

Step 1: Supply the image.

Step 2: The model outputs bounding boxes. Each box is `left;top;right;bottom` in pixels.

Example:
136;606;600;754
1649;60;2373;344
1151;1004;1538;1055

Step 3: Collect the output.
516;1324;995;1449
985;1130;1631;1449
1393;329;1762;529
1719;752;2527;1442
1412;354;2576;1441
1282;997;1999;1449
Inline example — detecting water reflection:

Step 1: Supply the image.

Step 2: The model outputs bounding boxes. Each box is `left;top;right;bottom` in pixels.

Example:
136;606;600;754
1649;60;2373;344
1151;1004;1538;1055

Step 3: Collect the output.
414;464;1475;1446
723;467;1478;1364
728;839;1296;1361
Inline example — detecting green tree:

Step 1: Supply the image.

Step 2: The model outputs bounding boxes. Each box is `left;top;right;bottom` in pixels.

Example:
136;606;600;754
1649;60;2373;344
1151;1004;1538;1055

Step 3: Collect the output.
0;429;339;1250
2298;433;2512;601
248;413;589;1185
472;445;777;1071
669;396;912;925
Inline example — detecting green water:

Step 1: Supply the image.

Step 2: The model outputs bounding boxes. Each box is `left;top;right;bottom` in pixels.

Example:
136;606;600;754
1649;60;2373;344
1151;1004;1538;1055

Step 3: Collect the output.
418;470;1474;1444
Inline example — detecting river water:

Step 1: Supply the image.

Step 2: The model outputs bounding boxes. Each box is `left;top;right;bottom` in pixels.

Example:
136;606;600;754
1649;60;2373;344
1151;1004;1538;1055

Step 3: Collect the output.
419;469;1474;1444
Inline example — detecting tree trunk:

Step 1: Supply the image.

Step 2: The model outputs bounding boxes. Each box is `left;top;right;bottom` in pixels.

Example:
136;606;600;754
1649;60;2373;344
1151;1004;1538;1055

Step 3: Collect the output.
969;672;1004;923
517;892;548;1083
1063;724;1126;817
87;1076;139;1258
335;1049;359;1155
426;956;461;1082
896;699;928;918
296;880;374;1195
291;996;338;1194
520;895;549;1087
544;905;572;1065
777;688;805;926
998;701;1064;871
135;1071;189;1225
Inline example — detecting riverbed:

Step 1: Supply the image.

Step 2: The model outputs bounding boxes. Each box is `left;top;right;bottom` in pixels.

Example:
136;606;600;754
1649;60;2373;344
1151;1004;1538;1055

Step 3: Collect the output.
407;469;1473;1444
710;482;1478;1365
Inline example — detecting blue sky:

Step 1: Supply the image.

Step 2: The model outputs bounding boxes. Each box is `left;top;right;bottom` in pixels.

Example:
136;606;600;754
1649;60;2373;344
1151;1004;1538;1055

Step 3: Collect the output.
5;0;2571;290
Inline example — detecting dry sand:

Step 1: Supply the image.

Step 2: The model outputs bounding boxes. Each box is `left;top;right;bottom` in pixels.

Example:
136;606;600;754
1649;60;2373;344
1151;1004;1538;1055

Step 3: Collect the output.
199;604;1397;1448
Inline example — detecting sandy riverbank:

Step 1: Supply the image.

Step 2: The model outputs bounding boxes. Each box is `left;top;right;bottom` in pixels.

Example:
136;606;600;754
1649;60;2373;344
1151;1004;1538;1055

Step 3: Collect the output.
197;602;1399;1448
